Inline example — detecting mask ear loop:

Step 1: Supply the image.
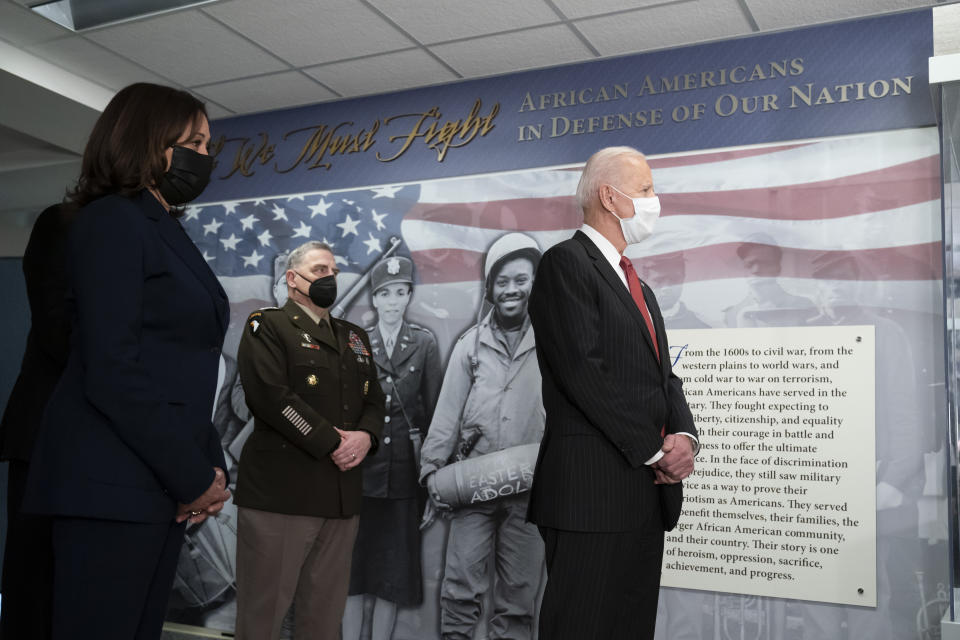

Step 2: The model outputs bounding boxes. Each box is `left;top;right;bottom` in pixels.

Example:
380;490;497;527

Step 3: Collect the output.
290;270;313;301
603;184;627;220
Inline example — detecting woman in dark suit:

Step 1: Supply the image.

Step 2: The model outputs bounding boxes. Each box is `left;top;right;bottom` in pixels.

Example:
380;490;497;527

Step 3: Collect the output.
23;83;231;640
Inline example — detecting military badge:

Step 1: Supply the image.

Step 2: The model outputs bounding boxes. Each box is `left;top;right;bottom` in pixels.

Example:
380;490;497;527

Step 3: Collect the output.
248;311;263;335
363;380;369;395
387;257;401;275
301;342;320;350
348;331;370;356
306;374;318;386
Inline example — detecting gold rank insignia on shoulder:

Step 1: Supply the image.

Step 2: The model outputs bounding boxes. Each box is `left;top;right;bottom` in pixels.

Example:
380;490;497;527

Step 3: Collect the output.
363;380;369;395
306;374;318;386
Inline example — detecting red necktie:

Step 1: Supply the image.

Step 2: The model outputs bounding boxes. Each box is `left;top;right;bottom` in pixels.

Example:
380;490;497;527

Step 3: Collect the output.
621;256;667;438
620;256;659;362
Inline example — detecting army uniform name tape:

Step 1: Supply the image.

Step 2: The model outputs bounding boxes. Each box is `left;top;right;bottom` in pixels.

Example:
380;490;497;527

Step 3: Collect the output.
282;405;312;436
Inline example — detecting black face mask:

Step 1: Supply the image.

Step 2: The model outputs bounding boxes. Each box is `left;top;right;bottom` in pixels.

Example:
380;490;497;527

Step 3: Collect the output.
157;146;214;206
295;272;337;308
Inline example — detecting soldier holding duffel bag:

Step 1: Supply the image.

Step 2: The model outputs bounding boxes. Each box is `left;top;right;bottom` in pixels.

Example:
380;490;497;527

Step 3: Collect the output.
418;233;546;640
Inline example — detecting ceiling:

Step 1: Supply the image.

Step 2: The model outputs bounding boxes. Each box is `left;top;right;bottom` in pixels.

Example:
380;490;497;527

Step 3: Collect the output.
0;0;956;233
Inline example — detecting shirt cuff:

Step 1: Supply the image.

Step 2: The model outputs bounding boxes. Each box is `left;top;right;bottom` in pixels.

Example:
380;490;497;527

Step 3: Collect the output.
644;449;665;465
644;432;700;465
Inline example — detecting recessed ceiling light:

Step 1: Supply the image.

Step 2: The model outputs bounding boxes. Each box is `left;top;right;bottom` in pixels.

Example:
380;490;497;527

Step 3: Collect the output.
30;0;218;32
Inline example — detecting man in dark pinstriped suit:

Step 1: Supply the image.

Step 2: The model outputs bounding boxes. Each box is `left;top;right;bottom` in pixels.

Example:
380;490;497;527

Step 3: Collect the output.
527;146;699;640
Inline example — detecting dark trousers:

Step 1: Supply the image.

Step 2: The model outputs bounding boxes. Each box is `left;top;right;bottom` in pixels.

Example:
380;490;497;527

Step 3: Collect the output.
538;526;665;640
1;460;53;640
51;516;186;640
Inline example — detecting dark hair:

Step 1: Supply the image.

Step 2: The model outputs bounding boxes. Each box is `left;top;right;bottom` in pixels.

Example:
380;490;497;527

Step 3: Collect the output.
68;83;207;206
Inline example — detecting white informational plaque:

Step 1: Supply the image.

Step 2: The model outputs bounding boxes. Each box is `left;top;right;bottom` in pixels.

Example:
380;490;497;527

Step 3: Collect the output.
661;326;876;607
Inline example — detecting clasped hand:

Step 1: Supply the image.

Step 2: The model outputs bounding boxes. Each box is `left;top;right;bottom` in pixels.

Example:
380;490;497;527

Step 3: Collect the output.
176;467;230;525
331;428;371;471
653;434;695;485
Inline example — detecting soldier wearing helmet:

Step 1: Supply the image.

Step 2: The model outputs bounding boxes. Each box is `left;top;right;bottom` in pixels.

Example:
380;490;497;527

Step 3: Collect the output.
419;232;546;640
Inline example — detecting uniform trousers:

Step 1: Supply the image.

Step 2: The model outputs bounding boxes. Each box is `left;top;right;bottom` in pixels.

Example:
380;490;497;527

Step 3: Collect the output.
50;516;186;640
440;498;543;640
538;526;665;640
235;507;359;640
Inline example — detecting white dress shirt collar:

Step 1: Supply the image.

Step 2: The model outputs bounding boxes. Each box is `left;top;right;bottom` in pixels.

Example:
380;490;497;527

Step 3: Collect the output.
378;321;402;357
580;223;628;289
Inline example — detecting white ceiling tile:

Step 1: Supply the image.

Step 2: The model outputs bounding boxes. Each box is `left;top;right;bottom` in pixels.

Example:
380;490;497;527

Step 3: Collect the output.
25;36;170;91
0;1;72;47
431;24;594;78
204;0;413;67
552;0;686;20
575;0;754;56
86;9;287;87
745;0;937;30
304;49;458;97
367;0;559;44
193;71;336;115
203;101;234;119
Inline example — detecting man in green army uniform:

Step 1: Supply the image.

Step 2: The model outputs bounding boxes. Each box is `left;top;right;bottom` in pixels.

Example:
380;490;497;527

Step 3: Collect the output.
233;240;385;640
344;255;442;640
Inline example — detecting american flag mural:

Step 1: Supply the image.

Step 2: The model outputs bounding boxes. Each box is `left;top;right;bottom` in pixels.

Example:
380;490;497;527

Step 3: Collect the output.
183;127;940;334
170;126;946;639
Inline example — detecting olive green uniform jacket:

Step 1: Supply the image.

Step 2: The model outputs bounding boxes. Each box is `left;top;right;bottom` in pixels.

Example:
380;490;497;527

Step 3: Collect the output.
235;300;385;518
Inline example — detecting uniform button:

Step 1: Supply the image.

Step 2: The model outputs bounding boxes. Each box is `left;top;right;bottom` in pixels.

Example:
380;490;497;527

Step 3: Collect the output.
409;366;416;372
343;404;349;410
383;436;392;444
385;394;392;403
384;416;391;423
386;376;393;384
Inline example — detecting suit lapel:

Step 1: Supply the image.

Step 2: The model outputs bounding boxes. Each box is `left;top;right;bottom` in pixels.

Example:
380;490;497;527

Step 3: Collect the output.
331;318;353;355
642;283;671;379
283;300;338;350
145;193;229;333
574;231;659;363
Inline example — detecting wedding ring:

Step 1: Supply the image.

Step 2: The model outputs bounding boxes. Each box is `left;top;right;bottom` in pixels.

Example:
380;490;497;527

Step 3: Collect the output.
190;510;202;516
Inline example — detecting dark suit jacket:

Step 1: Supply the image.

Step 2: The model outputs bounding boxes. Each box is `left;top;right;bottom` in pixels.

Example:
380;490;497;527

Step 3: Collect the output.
527;230;696;533
24;191;229;523
1;204;74;463
234;300;385;518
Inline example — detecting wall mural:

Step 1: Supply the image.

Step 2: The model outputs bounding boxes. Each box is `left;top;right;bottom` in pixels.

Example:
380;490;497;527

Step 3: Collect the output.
168;127;947;639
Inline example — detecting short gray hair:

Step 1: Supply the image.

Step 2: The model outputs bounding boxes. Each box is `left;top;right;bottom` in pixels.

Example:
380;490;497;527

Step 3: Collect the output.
286;241;334;271
575;146;646;212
